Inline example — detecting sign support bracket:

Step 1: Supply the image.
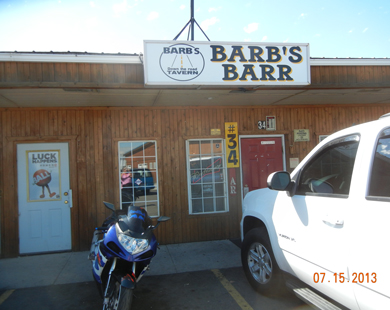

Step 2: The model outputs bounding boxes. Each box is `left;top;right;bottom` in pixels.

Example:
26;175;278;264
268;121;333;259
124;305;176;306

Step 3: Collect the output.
173;0;210;41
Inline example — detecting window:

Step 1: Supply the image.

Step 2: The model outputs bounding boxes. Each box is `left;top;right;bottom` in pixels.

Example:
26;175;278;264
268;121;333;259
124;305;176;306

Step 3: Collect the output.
186;139;228;214
118;141;159;217
296;135;360;196
368;128;390;198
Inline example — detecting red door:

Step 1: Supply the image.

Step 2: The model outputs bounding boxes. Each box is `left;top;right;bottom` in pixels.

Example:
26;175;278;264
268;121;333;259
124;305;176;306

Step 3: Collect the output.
241;137;284;195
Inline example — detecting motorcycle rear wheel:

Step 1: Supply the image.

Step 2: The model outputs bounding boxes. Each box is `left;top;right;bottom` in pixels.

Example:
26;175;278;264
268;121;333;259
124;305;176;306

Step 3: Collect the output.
104;282;133;310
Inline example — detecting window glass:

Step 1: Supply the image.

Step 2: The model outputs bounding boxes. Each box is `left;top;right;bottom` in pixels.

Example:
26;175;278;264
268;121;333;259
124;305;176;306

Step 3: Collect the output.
119;141;159;217
296;135;359;196
369;129;390;198
187;139;228;214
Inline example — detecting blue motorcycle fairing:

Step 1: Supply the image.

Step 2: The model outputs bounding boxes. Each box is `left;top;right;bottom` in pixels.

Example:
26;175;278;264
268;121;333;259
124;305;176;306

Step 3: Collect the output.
93;268;102;283
92;243;108;284
101;222;158;263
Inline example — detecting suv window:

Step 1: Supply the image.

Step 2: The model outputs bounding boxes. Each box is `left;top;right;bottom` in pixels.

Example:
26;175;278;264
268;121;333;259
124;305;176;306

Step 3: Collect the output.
368;128;390;198
296;135;360;196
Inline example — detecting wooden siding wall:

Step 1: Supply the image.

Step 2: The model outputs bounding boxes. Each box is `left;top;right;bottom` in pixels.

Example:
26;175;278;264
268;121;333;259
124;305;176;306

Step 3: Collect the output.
0;62;144;87
1;62;390;88
1;104;389;257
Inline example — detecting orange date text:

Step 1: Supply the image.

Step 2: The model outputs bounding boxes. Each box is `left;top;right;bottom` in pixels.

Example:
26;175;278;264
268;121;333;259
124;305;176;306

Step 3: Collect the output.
313;272;377;284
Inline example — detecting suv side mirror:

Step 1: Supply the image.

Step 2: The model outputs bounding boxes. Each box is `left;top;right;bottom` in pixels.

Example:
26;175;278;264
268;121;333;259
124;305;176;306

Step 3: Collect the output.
267;171;293;192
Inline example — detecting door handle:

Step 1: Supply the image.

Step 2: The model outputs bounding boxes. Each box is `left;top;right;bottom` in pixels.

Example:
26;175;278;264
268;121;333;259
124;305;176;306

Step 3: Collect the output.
64;189;73;208
323;214;344;226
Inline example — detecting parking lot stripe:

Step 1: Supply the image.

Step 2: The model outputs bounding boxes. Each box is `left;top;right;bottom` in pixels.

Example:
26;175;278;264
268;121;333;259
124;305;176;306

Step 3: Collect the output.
0;290;15;305
212;269;253;310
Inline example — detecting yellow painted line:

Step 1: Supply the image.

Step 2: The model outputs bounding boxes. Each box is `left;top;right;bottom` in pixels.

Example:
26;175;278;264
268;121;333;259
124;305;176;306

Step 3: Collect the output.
0;290;15;305
212;269;254;310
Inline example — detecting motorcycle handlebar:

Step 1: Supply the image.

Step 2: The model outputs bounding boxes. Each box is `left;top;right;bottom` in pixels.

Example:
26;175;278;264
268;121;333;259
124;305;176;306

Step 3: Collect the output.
95;227;108;231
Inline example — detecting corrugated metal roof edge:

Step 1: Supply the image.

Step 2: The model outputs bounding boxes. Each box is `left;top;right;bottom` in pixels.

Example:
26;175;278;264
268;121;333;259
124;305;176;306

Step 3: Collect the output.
0;51;389;66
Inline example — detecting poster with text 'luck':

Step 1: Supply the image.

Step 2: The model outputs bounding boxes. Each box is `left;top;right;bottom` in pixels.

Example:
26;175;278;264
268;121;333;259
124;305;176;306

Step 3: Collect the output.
27;150;61;202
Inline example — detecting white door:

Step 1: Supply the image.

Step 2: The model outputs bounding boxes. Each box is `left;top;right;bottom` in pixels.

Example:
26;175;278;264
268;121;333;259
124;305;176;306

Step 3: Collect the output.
273;135;360;309
17;143;72;254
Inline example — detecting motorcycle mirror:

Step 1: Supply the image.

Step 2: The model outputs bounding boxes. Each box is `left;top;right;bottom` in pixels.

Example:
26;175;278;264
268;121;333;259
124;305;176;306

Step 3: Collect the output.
151;216;170;230
103;201;116;212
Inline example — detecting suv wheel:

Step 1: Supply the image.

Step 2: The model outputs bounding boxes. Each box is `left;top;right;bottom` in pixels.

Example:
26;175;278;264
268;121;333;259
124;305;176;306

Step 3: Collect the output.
241;227;284;295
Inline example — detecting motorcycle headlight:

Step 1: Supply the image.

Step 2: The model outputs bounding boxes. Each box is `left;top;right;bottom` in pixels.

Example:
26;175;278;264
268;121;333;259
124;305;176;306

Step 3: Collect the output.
118;234;149;255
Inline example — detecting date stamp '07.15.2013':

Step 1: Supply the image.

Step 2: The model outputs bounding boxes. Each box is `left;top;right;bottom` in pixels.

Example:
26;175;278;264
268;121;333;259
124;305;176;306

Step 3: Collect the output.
313;272;377;284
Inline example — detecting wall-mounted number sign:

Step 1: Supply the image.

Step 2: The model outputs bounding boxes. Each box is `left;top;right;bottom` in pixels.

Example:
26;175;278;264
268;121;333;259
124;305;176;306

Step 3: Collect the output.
258;116;276;130
225;122;239;168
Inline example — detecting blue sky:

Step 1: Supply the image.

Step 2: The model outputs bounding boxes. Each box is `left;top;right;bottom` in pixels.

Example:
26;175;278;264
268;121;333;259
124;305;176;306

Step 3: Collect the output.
0;0;389;58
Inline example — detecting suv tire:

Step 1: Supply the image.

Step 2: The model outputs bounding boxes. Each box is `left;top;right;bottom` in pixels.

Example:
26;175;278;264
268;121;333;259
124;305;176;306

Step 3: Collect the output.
241;227;284;296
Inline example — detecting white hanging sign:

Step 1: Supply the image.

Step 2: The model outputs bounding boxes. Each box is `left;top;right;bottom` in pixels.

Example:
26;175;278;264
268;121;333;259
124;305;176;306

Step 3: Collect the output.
144;40;310;86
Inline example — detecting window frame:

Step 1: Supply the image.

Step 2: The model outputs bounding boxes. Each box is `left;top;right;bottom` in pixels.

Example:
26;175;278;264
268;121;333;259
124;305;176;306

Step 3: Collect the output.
294;134;360;198
186;139;229;215
367;127;390;202
118;140;159;218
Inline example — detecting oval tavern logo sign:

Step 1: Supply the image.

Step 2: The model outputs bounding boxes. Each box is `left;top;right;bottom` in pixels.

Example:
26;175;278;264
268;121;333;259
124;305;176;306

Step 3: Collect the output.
159;43;205;81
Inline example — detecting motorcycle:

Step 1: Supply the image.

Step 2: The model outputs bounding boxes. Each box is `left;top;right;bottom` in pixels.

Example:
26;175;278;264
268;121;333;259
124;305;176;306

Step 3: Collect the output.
88;201;170;310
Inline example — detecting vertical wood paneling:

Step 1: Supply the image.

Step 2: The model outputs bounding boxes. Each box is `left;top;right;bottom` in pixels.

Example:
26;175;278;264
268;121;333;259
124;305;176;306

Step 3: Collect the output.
112;110;120;138
75;110;88;248
2;111;19;256
1;58;389;257
159;109;169;242
90;64;103;83
29;63;43;82
79;63;91;82
310;66;319;84
0;109;2;255
102;110;114;202
54;63;67;82
66;63;79;82
0;63;5;82
85;110;96;231
0;105;388;257
5;62;17;82
48;110;58;136
42;63;55;81
94;110;106;226
117;64;126;83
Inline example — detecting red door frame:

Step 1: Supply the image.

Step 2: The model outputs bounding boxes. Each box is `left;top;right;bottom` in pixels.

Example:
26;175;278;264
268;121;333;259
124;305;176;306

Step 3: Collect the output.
239;135;286;200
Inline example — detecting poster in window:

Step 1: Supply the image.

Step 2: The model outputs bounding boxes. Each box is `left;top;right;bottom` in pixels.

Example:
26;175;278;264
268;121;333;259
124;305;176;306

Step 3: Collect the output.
27;150;61;202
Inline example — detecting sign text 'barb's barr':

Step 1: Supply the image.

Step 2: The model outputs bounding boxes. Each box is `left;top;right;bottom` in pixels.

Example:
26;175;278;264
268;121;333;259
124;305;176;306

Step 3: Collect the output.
144;40;310;86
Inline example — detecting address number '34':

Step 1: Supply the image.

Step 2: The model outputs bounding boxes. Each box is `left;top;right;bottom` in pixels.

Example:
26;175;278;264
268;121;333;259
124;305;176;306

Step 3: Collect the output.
225;122;239;168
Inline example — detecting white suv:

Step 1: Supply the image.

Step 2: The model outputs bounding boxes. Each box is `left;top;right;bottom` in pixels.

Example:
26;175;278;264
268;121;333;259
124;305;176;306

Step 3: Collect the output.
240;114;390;310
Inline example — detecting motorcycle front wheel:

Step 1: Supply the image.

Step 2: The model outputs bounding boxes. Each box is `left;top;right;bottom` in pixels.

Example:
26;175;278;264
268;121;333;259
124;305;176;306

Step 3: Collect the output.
104;282;133;310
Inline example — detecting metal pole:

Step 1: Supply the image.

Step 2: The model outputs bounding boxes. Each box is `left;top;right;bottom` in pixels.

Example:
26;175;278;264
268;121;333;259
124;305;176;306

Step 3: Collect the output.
173;0;210;41
190;0;194;40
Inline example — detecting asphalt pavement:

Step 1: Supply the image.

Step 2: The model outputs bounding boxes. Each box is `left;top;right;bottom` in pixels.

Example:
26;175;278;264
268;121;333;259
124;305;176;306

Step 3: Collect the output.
0;239;242;290
0;239;308;310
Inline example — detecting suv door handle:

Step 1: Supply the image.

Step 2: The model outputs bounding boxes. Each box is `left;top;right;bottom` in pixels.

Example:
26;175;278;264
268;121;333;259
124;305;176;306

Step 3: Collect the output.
323;215;344;227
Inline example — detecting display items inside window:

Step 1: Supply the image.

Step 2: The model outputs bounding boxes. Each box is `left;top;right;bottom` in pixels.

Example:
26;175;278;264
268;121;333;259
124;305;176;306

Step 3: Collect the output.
119;141;159;217
187;139;228;214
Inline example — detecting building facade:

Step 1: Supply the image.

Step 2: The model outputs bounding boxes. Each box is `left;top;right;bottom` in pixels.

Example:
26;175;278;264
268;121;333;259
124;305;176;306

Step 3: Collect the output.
1;51;389;257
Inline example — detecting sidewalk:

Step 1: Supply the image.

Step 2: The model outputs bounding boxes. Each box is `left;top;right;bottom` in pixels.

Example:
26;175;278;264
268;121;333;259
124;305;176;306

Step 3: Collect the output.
0;240;241;290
